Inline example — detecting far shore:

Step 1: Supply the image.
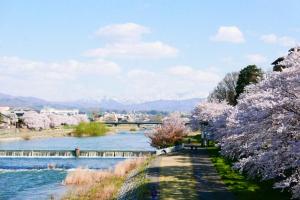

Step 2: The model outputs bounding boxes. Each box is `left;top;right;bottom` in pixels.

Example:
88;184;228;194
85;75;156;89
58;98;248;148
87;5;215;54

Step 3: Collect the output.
0;124;145;142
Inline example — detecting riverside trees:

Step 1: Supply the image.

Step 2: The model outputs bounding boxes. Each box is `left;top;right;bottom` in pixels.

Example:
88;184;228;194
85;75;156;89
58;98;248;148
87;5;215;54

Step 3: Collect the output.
192;48;300;198
22;111;88;130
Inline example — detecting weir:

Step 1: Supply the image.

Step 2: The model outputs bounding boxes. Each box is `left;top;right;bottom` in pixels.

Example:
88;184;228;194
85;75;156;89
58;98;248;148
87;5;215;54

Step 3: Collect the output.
0;150;155;158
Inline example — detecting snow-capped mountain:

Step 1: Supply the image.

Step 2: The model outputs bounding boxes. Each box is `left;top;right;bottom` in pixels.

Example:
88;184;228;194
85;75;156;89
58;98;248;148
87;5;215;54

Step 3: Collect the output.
0;93;203;112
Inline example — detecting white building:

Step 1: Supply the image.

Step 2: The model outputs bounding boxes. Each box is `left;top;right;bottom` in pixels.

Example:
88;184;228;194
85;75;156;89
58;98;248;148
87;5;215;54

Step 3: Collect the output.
0;107;18;129
0;107;10;113
40;107;79;116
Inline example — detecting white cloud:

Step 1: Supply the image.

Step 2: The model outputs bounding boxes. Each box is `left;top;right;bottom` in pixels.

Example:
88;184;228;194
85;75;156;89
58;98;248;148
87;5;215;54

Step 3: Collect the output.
167;65;221;83
84;23;178;59
260;34;298;47
95;23;150;42
120;68;213;101
246;54;267;64
210;26;245;43
117;66;222;102
0;56;220;102
84;41;178;59
260;34;277;43
0;56;121;101
0;56;121;80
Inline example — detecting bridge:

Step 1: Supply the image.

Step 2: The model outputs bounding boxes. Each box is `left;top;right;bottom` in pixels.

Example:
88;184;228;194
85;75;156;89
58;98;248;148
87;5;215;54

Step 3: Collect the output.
0;149;156;158
103;121;190;127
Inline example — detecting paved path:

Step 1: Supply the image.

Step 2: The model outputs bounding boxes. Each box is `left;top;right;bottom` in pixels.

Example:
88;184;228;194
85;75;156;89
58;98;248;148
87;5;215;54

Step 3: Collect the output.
146;157;161;200
157;149;235;200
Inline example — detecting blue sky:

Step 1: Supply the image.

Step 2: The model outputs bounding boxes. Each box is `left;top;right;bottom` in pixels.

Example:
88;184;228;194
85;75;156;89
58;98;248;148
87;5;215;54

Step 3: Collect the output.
0;0;299;102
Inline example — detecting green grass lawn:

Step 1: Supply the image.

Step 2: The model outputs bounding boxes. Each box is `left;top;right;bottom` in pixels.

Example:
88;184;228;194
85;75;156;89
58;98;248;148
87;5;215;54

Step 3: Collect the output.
206;147;291;200
182;134;202;144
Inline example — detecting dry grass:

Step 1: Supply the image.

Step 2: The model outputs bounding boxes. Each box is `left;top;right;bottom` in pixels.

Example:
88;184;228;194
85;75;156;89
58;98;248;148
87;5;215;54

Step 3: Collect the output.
63;158;146;200
64;176;122;200
64;168;113;185
21;134;31;140
114;158;145;177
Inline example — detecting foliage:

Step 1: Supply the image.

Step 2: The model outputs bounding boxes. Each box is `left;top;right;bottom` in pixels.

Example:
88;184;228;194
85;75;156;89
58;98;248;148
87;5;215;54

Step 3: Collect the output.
207;147;291;200
192;48;300;198
63;124;76;129
73;122;109;137
182;134;202;144
146;113;187;148
208;72;239;105
129;128;137;131
234;65;263;105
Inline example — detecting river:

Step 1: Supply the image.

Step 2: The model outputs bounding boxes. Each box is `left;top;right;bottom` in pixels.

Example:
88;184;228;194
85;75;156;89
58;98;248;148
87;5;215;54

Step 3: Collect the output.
0;131;154;200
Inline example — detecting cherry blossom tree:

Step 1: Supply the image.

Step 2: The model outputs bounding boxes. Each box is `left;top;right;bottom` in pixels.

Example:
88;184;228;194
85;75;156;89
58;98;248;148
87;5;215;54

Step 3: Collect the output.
22;111;51;130
192;48;300;198
146;113;188;148
220;63;300;198
191;101;232;140
22;112;89;130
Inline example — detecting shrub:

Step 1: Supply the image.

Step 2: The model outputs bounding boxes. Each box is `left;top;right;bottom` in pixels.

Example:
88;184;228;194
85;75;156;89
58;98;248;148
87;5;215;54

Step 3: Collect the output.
73;122;109;137
129;128;137;131
21;134;31;140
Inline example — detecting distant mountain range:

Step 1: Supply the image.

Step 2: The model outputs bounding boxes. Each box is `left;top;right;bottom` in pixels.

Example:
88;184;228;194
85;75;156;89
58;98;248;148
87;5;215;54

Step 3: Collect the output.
0;93;203;112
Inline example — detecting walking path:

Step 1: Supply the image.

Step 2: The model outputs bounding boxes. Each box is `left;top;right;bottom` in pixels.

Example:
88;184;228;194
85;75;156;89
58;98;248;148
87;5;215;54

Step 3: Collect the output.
156;148;235;200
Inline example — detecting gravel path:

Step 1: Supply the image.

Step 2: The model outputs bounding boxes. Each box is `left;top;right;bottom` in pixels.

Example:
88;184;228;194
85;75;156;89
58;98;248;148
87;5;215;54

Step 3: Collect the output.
158;149;235;200
190;148;236;200
159;152;198;199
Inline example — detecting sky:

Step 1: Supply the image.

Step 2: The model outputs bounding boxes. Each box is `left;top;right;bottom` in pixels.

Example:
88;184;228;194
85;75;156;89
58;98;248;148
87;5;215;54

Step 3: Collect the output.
0;0;299;102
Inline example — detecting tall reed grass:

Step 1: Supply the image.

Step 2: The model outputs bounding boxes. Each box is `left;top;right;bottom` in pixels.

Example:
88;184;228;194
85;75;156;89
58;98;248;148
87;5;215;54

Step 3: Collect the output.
63;158;146;200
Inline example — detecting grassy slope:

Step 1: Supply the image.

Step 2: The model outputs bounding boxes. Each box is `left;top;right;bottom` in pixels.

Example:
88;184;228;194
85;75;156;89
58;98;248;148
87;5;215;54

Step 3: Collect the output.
206;147;291;200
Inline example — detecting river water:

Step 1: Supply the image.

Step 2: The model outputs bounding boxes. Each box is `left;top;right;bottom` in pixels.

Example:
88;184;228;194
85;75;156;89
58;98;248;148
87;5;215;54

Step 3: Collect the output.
0;131;154;200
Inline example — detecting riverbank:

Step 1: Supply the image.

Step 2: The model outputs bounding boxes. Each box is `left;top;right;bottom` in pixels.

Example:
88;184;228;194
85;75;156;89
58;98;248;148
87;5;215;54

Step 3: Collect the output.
0;124;144;142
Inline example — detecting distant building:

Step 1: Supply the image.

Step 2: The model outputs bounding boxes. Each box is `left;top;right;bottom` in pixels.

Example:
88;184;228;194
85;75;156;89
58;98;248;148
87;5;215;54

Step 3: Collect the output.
100;112;118;122
0;107;18;129
0;107;10;113
40;107;79;116
11;107;35;117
